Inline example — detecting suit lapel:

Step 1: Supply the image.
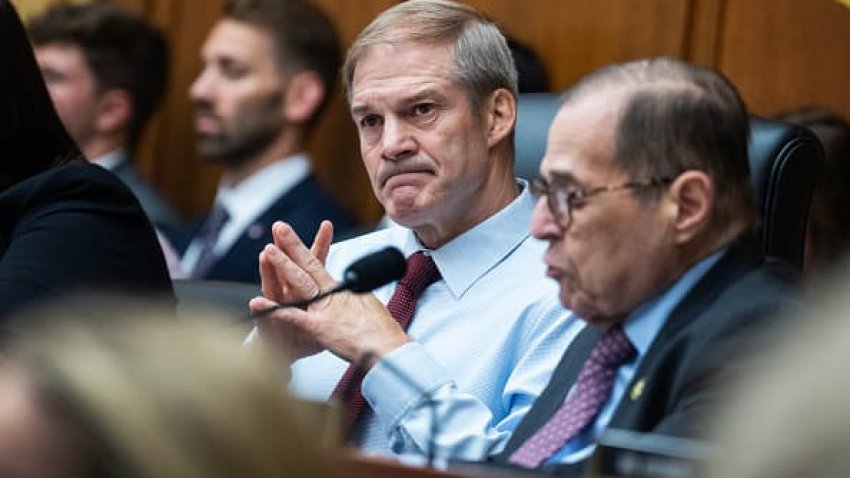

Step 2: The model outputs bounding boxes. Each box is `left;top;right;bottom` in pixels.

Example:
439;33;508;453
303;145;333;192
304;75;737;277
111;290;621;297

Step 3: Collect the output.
635;238;760;359
608;238;762;426
499;325;603;459
205;179;312;282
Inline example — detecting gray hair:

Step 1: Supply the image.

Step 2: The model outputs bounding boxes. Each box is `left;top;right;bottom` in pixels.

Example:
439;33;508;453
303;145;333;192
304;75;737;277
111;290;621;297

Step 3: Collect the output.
342;0;518;113
561;57;758;234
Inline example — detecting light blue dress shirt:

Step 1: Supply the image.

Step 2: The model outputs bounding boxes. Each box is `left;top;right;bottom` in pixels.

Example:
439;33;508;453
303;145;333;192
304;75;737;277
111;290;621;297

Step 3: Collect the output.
547;249;726;465
288;182;581;460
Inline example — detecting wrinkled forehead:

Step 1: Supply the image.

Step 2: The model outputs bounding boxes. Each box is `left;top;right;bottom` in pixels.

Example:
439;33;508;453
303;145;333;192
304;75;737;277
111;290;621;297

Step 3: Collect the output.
353;42;455;81
541;90;631;181
348;38;460;95
350;42;459;103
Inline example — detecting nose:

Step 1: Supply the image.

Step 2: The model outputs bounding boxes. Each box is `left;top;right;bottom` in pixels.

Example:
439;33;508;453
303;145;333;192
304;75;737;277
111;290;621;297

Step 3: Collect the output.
189;67;213;102
381;117;416;161
530;196;562;241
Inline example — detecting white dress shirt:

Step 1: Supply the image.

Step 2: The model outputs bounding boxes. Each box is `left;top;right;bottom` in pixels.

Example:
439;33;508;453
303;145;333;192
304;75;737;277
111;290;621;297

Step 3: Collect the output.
181;154;310;273
287;182;581;460
90;149;125;170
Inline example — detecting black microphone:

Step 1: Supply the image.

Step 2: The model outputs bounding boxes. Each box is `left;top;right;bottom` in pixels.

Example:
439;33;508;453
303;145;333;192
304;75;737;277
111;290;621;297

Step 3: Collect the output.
342;246;407;293
250;246;407;318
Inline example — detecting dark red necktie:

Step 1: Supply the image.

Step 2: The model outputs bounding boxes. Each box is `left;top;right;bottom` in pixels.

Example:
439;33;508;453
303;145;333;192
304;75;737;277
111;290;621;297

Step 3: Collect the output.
331;251;441;436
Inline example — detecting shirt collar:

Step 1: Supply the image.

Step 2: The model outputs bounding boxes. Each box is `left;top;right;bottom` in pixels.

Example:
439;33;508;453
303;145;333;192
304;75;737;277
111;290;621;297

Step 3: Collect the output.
90;149;126;171
215;153;310;226
399;179;536;299
623;247;727;357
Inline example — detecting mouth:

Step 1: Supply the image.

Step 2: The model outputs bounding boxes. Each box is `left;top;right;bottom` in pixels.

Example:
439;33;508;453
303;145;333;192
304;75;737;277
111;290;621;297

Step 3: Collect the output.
379;164;435;188
382;170;433;189
543;250;567;281
194;113;221;134
545;264;565;281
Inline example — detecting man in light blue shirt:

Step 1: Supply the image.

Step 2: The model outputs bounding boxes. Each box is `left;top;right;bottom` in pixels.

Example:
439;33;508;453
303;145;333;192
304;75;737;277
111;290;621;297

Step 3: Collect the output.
248;0;577;461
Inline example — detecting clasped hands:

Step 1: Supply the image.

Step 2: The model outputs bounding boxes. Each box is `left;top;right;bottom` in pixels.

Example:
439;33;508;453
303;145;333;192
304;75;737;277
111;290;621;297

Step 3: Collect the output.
248;221;410;369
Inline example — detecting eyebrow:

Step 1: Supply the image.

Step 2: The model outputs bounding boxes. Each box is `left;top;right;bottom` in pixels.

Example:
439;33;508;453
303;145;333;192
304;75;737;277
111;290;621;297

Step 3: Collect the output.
546;170;579;185
351;87;448;117
350;104;370;117
404;88;448;106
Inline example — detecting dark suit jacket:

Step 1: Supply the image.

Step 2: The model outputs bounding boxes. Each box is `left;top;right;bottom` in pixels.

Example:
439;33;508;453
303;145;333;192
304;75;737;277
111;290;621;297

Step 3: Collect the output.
172;175;356;284
110;156;179;229
0;159;175;323
496;239;799;475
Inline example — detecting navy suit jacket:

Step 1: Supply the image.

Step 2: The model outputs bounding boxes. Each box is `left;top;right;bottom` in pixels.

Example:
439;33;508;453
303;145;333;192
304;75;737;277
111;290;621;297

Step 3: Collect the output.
174;175;356;284
495;238;799;476
111;156;179;229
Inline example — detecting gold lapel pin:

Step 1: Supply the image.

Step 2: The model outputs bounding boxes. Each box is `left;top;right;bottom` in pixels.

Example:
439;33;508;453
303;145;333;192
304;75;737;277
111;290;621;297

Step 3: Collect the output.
630;378;646;401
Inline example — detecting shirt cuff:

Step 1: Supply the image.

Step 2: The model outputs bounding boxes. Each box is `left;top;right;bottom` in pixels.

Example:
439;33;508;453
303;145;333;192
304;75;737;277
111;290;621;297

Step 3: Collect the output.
361;342;452;426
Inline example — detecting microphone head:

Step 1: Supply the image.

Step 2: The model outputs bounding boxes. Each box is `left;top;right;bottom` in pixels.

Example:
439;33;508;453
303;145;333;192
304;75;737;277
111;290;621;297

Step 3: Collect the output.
342;247;406;293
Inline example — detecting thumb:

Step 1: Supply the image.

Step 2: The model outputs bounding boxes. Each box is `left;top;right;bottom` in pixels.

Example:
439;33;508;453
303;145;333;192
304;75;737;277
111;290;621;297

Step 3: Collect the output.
249;296;278;313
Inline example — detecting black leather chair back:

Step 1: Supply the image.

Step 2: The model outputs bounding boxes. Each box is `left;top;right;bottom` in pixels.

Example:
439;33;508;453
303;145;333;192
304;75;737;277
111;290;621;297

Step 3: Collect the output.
514;92;561;180
748;116;822;270
513;93;823;270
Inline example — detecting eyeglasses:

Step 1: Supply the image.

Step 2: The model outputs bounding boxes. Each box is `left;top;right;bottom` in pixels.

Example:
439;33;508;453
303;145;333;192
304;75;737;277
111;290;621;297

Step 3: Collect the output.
529;175;672;228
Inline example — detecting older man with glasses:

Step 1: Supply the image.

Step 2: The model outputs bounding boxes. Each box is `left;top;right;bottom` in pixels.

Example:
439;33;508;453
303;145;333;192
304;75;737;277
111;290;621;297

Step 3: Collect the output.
493;57;800;476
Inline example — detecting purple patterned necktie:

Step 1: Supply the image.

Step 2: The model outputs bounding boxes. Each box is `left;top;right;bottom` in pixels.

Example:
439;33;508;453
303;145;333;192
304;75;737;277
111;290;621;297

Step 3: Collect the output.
508;325;636;468
331;251;441;436
190;203;230;279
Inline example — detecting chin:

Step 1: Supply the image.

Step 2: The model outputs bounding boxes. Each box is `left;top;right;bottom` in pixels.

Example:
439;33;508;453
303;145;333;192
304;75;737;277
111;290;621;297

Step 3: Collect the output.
578;314;617;327
387;212;425;231
561;293;607;325
384;201;427;227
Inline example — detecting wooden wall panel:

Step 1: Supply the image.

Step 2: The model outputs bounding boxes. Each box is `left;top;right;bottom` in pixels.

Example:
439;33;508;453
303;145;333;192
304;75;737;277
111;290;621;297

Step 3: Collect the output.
12;0;90;19
465;0;692;90
73;0;850;224
684;0;725;66
717;0;850;120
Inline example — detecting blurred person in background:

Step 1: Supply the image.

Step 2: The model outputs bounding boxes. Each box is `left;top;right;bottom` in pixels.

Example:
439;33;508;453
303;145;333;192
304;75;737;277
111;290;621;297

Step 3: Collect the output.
0;297;332;478
0;0;172;323
174;0;356;283
776;106;850;279
28;2;179;231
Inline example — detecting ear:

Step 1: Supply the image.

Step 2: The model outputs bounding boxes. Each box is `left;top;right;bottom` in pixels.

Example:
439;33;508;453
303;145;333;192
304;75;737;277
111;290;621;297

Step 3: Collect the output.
665;170;714;244
485;88;516;148
283;70;325;125
93;88;132;135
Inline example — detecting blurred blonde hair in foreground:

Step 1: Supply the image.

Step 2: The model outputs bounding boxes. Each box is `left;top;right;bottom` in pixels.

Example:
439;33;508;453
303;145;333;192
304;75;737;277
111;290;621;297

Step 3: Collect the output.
707;264;850;478
0;296;332;478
